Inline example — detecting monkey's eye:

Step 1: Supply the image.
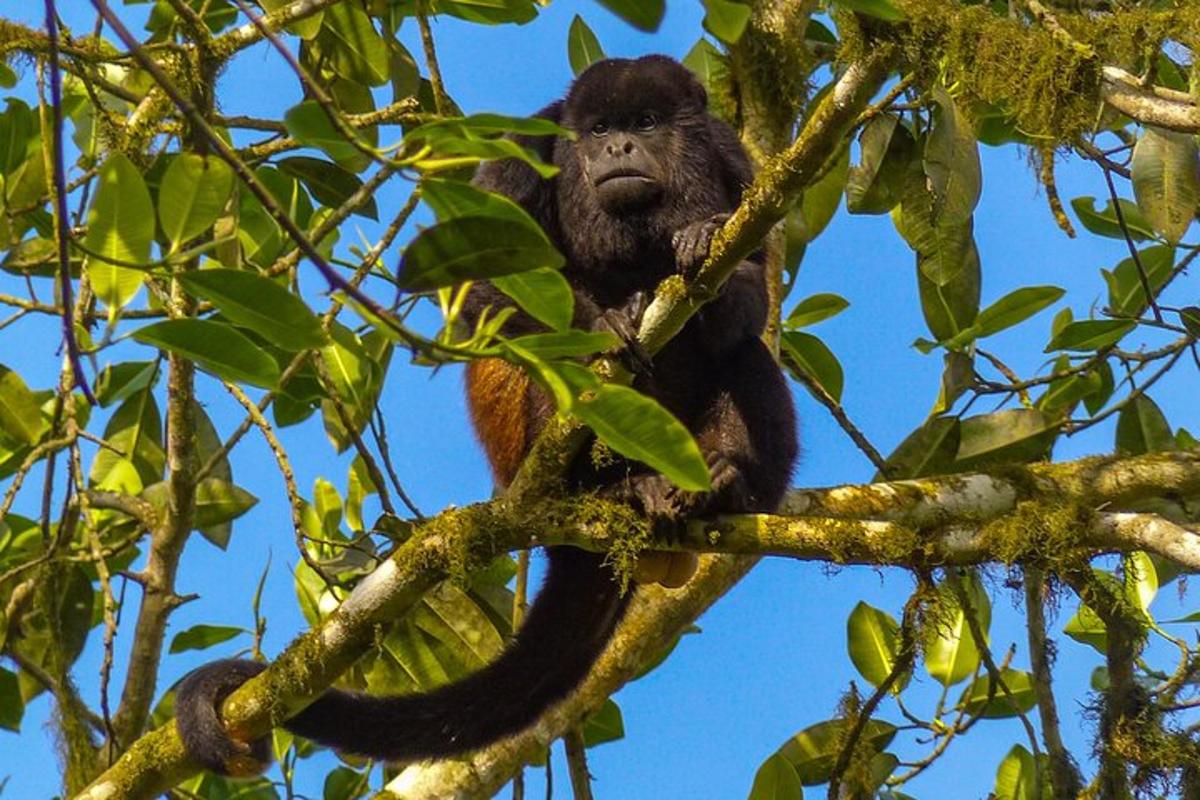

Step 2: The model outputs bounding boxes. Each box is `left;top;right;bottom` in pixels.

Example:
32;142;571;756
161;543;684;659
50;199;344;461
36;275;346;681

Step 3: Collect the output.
635;113;658;131
590;121;609;137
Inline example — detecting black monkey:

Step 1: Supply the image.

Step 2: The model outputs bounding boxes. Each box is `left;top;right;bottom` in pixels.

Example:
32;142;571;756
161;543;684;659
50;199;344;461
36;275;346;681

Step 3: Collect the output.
175;55;797;775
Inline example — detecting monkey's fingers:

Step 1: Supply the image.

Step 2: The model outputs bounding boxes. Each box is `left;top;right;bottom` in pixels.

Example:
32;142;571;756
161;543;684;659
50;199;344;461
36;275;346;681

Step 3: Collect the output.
672;213;731;278
597;307;653;375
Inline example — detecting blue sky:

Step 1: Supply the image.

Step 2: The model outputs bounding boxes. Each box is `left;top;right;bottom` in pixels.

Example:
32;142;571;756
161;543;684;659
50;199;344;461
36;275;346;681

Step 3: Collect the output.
2;2;1198;798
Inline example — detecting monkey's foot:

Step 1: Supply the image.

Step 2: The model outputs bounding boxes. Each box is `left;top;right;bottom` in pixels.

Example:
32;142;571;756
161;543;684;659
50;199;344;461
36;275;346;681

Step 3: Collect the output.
176;659;272;776
672;213;731;278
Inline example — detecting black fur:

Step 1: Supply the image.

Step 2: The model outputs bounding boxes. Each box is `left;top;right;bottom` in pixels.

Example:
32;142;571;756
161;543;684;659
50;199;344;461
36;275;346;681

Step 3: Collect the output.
174;55;797;774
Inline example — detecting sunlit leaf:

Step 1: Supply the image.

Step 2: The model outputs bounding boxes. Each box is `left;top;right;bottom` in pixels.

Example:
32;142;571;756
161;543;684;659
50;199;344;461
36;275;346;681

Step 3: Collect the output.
567;15;605;76
748;753;804;800
1131;126;1199;245
1070;196;1156;241
924;572;990;687
958;669;1037;718
158;153;234;252
168;624;245;654
573;384;710;492
133;319;281;389
778;718;897;785
1116;395;1175;455
398;216;565;291
780;331;844;402
86;152;154;313
180;269;326;352
847;602;909;691
1045;320;1135;352
784;294;849;329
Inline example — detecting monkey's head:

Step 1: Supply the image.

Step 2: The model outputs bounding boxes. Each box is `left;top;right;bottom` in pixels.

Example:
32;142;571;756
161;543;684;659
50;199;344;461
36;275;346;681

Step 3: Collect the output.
560;56;710;216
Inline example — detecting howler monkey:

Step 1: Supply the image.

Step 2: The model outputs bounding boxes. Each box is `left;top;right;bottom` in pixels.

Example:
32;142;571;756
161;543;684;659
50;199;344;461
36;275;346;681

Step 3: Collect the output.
175;55;797;776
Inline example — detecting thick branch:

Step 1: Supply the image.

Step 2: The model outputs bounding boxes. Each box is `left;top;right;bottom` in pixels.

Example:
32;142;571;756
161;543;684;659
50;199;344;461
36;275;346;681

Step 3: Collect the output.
1101;66;1200;134
73;449;1200;798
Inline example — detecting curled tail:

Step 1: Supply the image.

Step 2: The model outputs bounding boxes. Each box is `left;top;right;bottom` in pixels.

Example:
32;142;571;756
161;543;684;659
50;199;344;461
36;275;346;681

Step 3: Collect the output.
177;547;630;771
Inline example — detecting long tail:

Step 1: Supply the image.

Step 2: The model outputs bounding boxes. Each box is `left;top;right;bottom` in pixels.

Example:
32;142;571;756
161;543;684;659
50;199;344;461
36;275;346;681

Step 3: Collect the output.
178;547;629;769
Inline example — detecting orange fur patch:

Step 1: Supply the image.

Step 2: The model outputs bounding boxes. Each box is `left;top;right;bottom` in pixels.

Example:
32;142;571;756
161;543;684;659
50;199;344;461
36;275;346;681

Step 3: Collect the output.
465;359;530;489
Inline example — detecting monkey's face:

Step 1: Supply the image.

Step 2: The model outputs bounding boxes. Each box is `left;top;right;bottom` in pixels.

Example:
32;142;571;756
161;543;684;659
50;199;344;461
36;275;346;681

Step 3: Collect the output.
577;112;667;214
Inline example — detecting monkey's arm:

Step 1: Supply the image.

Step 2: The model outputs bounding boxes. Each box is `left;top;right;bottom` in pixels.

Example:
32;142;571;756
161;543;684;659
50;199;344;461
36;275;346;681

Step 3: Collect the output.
673;215;768;356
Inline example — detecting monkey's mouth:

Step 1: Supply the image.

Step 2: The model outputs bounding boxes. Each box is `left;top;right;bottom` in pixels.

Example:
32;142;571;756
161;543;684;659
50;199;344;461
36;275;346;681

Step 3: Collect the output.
593;167;656;187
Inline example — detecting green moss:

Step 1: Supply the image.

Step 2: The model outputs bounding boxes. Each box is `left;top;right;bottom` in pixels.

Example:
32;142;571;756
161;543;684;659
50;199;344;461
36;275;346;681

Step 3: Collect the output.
844;2;1200;145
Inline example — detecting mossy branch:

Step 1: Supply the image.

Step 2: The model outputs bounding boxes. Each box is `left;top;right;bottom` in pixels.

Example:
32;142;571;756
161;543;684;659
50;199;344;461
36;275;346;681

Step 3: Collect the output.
73;449;1200;799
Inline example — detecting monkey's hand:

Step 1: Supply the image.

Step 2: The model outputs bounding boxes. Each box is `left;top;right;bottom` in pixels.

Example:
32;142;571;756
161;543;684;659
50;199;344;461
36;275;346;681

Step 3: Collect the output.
591;291;652;375
671;213;730;279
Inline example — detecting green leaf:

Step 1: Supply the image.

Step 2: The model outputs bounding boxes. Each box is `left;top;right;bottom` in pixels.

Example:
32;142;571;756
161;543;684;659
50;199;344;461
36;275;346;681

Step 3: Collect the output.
504;331;617;361
748;753;804;800
491;268;574;331
89;387;164;491
398;216;565;291
581;698;625;747
422;177;545;228
956;408;1058;469
1179;306;1200;337
784;294;850;329
567;15;605;76
780;331;844;402
414;583;506;669
916;238;982;343
284;101;369;173
1045;319;1135;352
409;113;568;142
320;1;389;86
1131;126;1199;245
259;0;323;38
94;361;159;408
925;88;981;228
573;384;710;492
1070;196;1156;241
846;113;915;215
958;669;1037;718
973;286;1065;338
797;147;849;243
847;602;909;691
924;572;990;687
682;39;735;121
1124;551;1158;614
133;319;281;389
279;156;378;220
779;718;897;785
168;624;245;654
179;269;326;351
0;365;46;446
142;477;257;529
1063;602;1108;654
324;765;370;800
994;745;1043;800
879;416;960;480
1101;245;1175;318
1116;395;1175;455
157;153;234;252
837;0;906;21
702;0;752;44
425;0;537;25
86;152;155;313
594;0;664;31
0;667;22;731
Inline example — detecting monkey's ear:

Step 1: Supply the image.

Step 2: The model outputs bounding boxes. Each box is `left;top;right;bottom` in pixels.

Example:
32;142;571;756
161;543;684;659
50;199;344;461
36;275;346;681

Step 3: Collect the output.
691;81;708;112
